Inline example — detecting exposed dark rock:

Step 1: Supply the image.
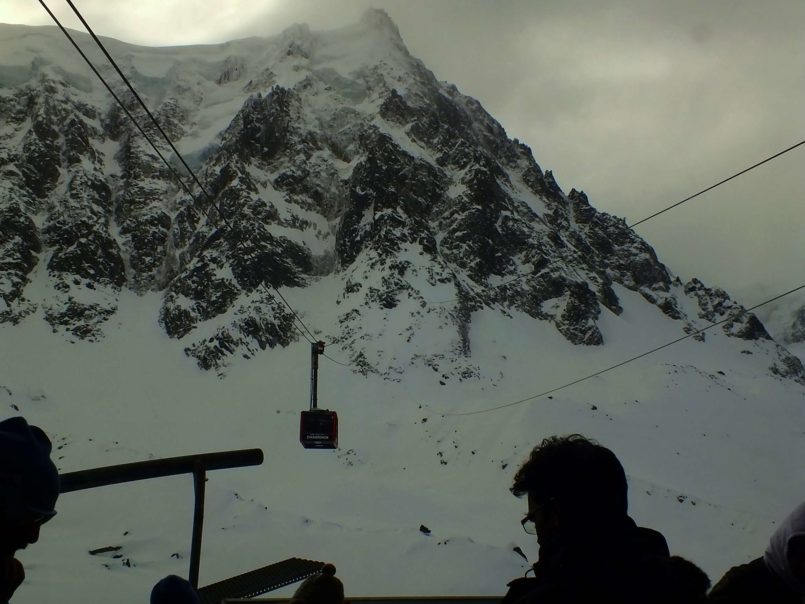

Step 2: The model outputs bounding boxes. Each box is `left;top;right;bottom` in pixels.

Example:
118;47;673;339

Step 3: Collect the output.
63;115;95;165
228;225;311;291
154;97;188;142
159;303;196;340
337;129;445;267
183;292;298;371
570;189;673;295
21;119;61;198
723;312;771;341
378;88;414;125
217;56;246;85
0;204;41;323
597;280;623;315
221;88;309;162
435;165;530;283
685;278;771;341
0;22;799;382
555;281;603;345
790;307;805;343
119;209;172;291
43;293;117;341
44;217;126;288
639;289;684;320
569;188;597;224
769;344;805;384
161;255;240;337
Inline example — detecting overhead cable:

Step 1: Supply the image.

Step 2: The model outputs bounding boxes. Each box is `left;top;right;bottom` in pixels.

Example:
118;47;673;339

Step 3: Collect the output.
42;0;323;346
42;1;803;376
432;138;805;304
629;138;805;228
62;0;221;218
57;0;320;344
36;0;202;212
446;281;805;417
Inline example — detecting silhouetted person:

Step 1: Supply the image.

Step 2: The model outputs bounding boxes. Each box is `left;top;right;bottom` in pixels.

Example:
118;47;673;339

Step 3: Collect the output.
0;417;59;603
291;563;344;604
670;555;712;601
709;500;805;603
150;575;200;604
501;434;708;604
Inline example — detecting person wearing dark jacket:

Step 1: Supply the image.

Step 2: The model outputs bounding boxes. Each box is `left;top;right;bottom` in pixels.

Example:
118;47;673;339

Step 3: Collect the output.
0;417;59;603
501;434;708;604
708;500;805;603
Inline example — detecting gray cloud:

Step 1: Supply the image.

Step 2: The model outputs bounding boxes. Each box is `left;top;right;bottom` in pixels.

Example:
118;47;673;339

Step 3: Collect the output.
4;0;804;317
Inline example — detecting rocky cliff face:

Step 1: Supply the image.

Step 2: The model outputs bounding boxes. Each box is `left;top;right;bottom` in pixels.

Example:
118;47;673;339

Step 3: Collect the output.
790;306;805;344
0;13;802;382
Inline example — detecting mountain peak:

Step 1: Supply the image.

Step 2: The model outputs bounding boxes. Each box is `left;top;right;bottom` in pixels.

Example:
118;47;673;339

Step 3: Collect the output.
277;22;313;42
0;15;801;389
356;8;408;56
2;17;804;602
360;8;401;36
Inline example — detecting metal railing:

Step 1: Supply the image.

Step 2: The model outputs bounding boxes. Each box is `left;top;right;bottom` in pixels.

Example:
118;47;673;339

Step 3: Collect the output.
59;448;264;589
230;598;504;604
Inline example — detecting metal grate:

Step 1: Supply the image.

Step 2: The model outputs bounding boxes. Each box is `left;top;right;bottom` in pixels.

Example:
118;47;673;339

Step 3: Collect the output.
198;557;326;604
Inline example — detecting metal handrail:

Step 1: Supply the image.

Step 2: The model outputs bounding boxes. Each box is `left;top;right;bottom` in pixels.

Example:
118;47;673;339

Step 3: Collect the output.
230;598;505;604
58;448;264;589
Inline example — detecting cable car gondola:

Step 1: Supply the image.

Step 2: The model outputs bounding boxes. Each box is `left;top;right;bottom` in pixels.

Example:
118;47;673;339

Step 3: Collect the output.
300;341;338;449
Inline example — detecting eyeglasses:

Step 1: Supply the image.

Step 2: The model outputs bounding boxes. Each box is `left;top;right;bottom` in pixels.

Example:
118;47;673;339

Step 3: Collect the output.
521;513;537;535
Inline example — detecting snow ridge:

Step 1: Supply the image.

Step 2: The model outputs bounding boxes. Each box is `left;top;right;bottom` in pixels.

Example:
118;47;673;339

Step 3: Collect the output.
0;17;800;383
1;15;805;602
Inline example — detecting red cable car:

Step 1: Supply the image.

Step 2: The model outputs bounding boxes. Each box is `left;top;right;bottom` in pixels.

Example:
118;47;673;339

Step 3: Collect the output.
300;409;338;449
300;341;338;449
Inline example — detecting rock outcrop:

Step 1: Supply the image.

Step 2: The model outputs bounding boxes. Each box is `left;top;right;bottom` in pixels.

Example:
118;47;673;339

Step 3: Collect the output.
0;16;800;383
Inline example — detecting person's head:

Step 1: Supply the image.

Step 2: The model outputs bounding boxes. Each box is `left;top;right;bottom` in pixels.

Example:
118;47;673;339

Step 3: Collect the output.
668;555;710;598
511;434;627;544
291;563;344;604
765;501;805;595
0;417;59;556
150;575;200;604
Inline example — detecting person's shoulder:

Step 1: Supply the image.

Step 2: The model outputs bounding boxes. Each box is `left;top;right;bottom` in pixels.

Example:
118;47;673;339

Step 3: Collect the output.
718;557;768;583
501;576;537;604
634;525;671;557
708;557;770;601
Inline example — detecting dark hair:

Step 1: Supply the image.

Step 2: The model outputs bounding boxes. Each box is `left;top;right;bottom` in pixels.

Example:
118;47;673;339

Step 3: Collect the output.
150;575;200;604
291;563;344;604
511;434;627;521
668;556;710;597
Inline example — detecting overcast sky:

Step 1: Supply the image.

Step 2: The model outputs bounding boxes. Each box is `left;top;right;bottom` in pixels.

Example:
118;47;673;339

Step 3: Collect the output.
3;0;804;322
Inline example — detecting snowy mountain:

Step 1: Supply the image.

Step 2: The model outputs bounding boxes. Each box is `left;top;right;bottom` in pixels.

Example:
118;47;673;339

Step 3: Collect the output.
758;301;805;363
2;11;805;604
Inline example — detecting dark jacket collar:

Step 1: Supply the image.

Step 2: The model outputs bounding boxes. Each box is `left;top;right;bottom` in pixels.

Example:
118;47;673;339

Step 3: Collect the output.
536;514;669;574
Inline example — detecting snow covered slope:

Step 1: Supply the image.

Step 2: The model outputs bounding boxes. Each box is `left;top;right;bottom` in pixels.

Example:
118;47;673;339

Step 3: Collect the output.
758;301;805;363
1;11;804;603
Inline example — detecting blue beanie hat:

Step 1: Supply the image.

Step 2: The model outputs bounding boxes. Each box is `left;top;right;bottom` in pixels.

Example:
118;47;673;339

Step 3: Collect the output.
0;417;59;521
150;575;201;604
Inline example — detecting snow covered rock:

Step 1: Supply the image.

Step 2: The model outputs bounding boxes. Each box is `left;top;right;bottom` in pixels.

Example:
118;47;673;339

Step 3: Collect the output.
791;306;805;343
0;16;797;379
